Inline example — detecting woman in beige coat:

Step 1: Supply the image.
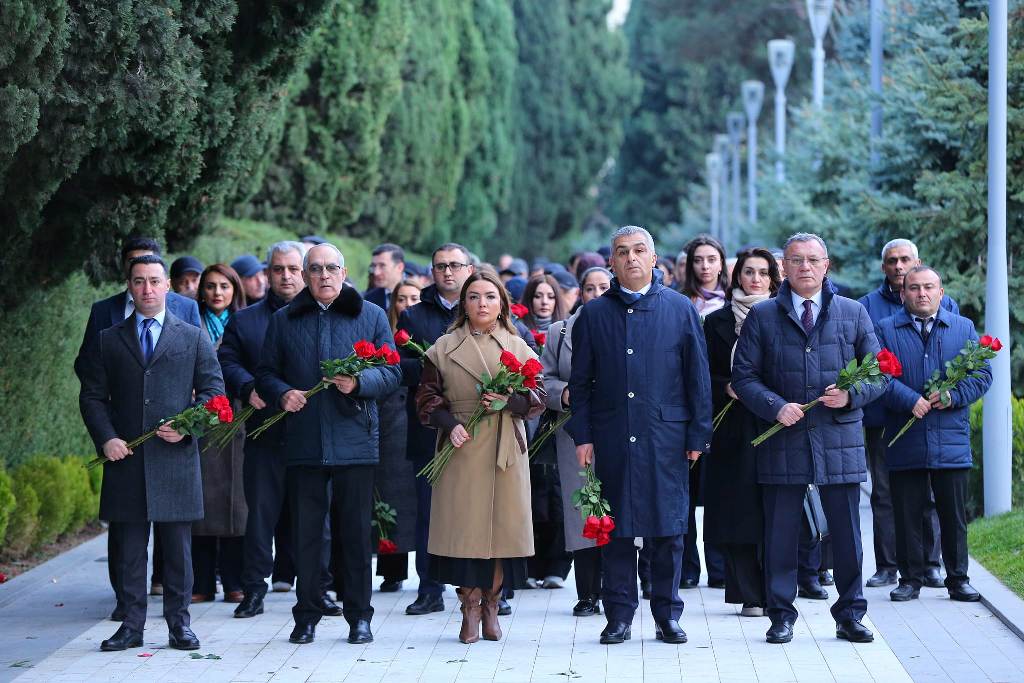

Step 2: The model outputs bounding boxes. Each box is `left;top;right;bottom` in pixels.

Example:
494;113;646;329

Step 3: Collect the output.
416;271;545;644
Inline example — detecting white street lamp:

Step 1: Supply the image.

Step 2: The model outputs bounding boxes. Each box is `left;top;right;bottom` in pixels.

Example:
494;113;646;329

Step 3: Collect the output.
727;112;745;244
870;0;885;169
706;153;722;239
742;81;765;225
714;134;731;249
806;0;835;111
768;39;795;182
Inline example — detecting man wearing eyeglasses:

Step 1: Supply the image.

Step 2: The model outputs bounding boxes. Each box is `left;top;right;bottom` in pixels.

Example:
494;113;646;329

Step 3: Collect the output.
733;233;885;646
256;243;401;646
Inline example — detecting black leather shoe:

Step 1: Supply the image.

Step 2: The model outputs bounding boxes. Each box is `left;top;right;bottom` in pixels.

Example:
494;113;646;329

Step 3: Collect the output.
109;604;126;622
866;569;898;588
348;619;373;644
654;619;688;644
289;622;316;644
380;580;403;593
766;620;794;644
679;578;698;589
406;593;445;615
948;582;981;602
641;579;653;600
233;593;265;618
818;570;835;586
100;625;143;651
599;621;631;644
924;568;945;588
498;597;512;616
798;580;829;600
707;578;726;589
168;625;200;650
572;597;601;616
889;584;920;601
319;595;343;616
836;619;873;643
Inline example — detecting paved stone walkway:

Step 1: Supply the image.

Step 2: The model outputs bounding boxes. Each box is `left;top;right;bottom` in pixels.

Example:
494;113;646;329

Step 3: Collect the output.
2;489;1022;682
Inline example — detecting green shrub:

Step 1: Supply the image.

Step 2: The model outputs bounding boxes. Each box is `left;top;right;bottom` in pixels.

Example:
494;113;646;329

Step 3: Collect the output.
13;456;74;548
968;398;1024;519
64;456;98;533
0;470;15;546
3;477;40;559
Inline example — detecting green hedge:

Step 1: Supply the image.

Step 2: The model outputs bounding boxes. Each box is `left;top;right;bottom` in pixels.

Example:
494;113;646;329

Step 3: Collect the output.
968;398;1024;519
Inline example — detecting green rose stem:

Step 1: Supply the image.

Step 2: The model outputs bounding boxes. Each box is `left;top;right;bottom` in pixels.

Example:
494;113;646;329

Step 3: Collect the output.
205;404;255;452
417;404;488;485
749;399;820;447
528;411;572;459
712;399;735;432
248;382;329;440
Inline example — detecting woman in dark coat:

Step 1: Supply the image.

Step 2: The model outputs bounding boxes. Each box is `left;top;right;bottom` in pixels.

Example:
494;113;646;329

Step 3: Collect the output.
193;264;248;602
702;248;781;616
373;280;423;591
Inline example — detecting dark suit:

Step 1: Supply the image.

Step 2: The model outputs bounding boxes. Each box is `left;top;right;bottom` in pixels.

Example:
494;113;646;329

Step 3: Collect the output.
363;287;388;311
79;309;224;632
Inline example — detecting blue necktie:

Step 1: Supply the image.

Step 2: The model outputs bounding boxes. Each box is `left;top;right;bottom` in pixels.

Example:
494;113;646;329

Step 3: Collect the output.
140;318;155;364
624;291;642;304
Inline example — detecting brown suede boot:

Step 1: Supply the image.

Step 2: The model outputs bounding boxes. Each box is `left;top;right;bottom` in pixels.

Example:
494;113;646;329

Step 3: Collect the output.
481;588;502;641
457;587;482;644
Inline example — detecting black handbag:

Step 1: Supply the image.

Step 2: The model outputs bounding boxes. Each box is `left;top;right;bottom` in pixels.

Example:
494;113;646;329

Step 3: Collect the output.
803;484;831;542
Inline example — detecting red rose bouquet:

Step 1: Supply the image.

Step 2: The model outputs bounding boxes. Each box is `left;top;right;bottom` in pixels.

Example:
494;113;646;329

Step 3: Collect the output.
418;350;542;485
394;328;430;358
751;349;902;447
249;340;399;440
88;395;234;469
573;464;614;546
372;493;398;555
887;335;1002;447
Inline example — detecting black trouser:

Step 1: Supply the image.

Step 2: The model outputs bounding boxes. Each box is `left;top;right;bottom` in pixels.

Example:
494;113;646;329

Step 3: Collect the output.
109;521;192;632
763;483;865;624
722;543;765;606
241;442;290;597
271;491;296;586
573;546;602;599
289;465;374;627
192;535;244;596
890;468;970;589
412;455;444;598
528;464;572;580
376;553;410;582
110;524;163;608
602;534;683;623
866;427;941;573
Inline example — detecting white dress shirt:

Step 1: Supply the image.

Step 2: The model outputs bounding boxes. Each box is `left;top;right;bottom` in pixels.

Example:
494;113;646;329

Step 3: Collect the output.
791;288;824;326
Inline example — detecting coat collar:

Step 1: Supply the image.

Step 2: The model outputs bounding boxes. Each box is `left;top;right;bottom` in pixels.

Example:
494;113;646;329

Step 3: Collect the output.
606;269;665;308
447;322;517;384
116;309;184;368
876;278;903;306
893;305;952;330
776;279;836;334
110;291;129;327
286;284;363;318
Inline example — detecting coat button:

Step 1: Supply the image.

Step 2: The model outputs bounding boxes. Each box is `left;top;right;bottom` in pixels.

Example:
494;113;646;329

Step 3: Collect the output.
805;347;812;353
627;308;634;314
629;436;636;443
627;392;635;398
627;348;634;354
145;370;151;376
144;399;151;405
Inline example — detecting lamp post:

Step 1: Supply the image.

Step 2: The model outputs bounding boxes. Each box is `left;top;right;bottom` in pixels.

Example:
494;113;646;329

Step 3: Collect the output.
806;0;834;111
768;39;795;182
727;112;745;243
742;81;765;225
983;0;1011;517
706;153;722;240
870;0;884;169
714;134;732;250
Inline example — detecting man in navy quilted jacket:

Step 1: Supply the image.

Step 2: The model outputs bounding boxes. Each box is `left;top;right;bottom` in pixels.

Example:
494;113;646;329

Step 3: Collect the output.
875;266;991;604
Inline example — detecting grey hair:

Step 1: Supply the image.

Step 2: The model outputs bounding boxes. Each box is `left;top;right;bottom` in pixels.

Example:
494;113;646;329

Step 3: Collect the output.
611;225;656;252
783;232;828;257
266;240;304;265
302;242;345;270
881;238;919;262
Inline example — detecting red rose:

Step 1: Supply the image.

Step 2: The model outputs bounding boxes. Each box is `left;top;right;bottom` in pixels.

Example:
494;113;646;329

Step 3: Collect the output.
375;343;393;359
205;395;231;415
510;303;529;319
596;532;611;546
0;572;7;583
582;515;600;539
523;375;538;390
980;334;994;348
521;358;543;378
531;329;547;347
354;340;377;359
991;337;1003;352
377;539;397;554
386;349;401;365
395;329;411;346
217;407;234;423
877;348;902;378
599;515;615;533
500;350;523;373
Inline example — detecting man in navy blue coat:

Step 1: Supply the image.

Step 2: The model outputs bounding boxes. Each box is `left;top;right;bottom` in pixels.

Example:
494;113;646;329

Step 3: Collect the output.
74;236;200;622
733;233;885;645
858;238;958;589
875;266;991;603
567;226;712;645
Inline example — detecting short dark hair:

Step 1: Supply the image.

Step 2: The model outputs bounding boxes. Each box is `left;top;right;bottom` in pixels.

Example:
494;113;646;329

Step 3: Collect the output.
121;236;161;264
372;243;405;264
432;242;471;264
727;248;782;299
127;254;167;279
903;264;942;287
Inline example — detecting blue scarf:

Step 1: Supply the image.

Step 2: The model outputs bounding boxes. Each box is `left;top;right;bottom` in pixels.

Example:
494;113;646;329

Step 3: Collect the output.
204;308;229;344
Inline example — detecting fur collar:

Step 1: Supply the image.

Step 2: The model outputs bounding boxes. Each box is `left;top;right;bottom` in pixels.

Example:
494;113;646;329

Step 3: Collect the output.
287;284;363;318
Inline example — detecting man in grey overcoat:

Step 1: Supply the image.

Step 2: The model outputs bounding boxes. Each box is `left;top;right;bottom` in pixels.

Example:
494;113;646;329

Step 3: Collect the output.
79;255;224;652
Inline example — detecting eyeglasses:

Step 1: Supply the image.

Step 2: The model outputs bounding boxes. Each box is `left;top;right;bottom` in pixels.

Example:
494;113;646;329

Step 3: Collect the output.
784;257;827;267
307;264;343;277
432;262;468;273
